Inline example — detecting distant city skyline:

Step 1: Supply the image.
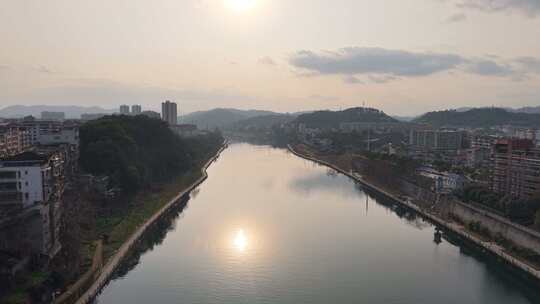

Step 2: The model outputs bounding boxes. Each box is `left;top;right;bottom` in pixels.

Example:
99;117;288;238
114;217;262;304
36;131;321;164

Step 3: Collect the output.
1;0;539;116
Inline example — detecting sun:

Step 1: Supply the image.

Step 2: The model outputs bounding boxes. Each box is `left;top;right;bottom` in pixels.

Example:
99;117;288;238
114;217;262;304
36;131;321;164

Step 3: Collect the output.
225;0;257;13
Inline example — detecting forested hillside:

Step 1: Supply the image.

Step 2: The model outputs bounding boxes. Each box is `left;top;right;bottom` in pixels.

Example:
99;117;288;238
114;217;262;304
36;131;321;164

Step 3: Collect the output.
414;108;540;127
294;107;397;128
79;115;222;193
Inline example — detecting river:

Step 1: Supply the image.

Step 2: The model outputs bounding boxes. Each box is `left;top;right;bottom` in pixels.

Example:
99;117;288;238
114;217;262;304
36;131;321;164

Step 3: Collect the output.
95;143;540;304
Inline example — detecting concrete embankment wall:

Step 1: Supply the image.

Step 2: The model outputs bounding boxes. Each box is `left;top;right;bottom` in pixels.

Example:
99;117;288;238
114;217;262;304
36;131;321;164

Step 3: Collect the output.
69;143;228;304
450;201;540;255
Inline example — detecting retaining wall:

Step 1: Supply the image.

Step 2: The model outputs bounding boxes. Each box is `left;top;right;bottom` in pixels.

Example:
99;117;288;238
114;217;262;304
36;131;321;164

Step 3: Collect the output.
450;201;540;255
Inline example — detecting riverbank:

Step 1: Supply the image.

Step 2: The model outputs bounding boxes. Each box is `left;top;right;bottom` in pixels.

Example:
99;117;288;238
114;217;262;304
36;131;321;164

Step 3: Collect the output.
287;144;540;282
55;141;228;304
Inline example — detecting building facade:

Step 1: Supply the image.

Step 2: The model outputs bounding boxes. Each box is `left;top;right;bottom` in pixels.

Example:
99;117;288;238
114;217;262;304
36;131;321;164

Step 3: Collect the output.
410;129;465;151
131;105;142;115
161;100;178;125
119;105;130;115
492;139;540;199
0;150;66;258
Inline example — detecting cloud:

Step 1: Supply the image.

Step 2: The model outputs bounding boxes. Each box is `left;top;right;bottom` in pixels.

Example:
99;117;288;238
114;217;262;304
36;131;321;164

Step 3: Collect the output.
446;13;468;22
289;46;540;83
258;56;277;66
35;66;53;74
454;0;540;17
289;47;465;78
514;57;540;73
368;75;400;83
343;75;364;84
466;60;514;76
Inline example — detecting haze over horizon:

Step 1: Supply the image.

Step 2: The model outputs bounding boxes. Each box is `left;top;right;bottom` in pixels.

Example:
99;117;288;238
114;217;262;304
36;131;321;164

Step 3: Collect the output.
1;0;540;116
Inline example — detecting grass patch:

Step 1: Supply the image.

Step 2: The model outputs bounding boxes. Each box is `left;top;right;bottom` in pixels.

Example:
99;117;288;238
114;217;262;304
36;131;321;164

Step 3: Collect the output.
100;167;203;259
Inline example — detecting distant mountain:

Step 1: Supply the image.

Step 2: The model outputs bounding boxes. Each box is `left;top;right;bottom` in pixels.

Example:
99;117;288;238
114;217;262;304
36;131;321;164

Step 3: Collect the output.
294;107;398;128
414;108;540;128
515;106;540;114
180;108;279;129
454;106;540;114
0;105;114;118
231;114;297;130
392;115;416;122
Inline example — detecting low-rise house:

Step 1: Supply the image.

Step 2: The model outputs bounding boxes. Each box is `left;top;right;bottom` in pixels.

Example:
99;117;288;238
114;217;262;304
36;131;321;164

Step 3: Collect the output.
418;167;466;193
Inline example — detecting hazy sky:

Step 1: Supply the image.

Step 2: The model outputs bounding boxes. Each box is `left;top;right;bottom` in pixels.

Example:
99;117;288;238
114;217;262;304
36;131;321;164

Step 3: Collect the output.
1;0;540;115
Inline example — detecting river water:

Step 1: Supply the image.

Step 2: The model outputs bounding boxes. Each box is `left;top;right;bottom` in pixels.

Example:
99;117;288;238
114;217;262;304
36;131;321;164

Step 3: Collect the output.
95;143;540;304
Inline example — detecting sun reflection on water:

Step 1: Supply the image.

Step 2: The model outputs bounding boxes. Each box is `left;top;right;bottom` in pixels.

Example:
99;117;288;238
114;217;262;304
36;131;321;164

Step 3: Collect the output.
233;229;248;252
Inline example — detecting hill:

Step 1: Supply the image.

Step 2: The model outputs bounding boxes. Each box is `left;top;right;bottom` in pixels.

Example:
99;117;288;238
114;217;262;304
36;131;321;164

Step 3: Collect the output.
294;107;398;128
0;105;114;118
414;108;540;127
230;114;296;130
180;108;278;129
80;115;222;193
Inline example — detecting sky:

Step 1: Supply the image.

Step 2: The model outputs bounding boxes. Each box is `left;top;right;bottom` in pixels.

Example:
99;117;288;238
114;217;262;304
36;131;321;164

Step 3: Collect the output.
1;0;540;116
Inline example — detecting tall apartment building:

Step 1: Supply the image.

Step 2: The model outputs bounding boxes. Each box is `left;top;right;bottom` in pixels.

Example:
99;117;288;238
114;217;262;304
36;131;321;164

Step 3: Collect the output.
161;100;178;125
131;105;142;115
410;129;465;151
492;139;540;199
120;105;130;115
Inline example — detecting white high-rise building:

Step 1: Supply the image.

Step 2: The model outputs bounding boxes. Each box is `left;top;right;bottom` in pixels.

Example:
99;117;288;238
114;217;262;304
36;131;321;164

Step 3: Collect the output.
161;100;178;125
120;105;130;115
131;105;142;115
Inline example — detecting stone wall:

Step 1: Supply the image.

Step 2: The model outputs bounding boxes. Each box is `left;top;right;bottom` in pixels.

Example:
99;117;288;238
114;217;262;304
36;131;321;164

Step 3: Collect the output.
450;201;540;254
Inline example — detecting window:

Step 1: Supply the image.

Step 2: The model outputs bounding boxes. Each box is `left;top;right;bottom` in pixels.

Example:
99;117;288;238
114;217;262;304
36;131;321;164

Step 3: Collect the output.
25;193;29;199
24;171;28;175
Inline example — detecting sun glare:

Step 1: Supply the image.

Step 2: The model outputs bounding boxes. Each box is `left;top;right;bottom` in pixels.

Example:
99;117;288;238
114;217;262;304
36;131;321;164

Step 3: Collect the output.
233;229;248;252
225;0;257;13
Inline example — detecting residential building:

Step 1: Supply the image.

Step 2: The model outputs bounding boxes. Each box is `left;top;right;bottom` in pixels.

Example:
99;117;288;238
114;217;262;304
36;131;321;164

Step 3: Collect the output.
119;105;130;115
18;118;63;146
0;150;66;258
131;105;142;115
0;124;24;157
418;167;466;193
471;135;497;150
161;100;178;125
410;129;465;151
38;126;79;147
40;111;65;121
492;139;540;199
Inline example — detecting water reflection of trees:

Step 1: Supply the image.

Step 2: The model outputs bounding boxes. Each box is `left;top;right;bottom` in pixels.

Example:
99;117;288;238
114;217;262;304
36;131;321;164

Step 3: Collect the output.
354;183;430;230
111;194;191;280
